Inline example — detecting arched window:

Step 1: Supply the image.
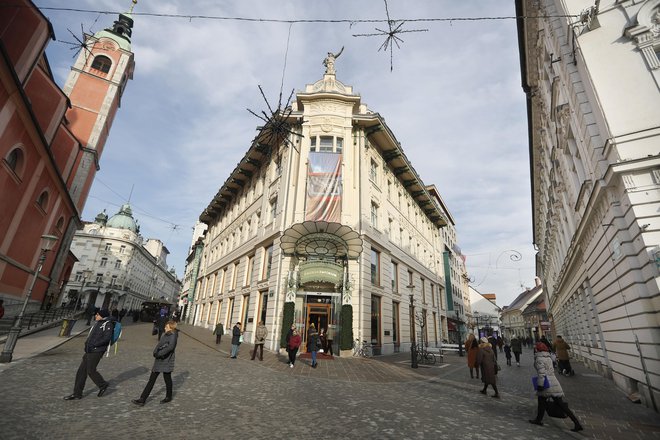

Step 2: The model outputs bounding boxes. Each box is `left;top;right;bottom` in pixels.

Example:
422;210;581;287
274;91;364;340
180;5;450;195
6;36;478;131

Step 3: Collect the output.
36;190;49;211
56;216;65;230
91;55;112;74
4;147;24;177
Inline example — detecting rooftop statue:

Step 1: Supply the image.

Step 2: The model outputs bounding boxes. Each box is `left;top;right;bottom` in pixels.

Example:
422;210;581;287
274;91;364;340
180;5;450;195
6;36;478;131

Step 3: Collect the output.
323;47;344;75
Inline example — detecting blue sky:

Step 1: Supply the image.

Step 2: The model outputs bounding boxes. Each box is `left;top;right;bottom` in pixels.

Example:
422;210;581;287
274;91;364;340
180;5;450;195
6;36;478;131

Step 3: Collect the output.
37;0;537;307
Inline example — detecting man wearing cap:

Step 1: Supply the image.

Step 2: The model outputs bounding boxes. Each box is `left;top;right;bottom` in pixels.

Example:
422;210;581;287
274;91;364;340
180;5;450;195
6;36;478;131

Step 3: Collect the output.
64;309;113;400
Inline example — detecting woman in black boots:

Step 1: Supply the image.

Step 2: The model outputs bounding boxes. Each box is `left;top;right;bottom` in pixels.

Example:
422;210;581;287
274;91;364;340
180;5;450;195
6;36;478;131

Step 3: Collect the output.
132;320;178;406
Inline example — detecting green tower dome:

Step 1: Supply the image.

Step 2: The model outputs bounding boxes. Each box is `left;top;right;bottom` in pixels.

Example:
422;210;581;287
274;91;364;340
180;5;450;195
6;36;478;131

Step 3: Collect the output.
106;203;139;233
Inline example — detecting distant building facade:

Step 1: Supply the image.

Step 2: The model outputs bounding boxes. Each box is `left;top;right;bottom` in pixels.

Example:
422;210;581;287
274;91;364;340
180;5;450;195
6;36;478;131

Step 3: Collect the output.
189;63;458;355
500;279;543;341
517;0;660;409
0;1;135;316
467;286;501;338
61;205;180;311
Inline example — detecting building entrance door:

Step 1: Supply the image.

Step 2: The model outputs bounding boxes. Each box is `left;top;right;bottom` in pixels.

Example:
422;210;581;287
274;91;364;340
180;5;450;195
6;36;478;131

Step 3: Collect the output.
304;303;330;351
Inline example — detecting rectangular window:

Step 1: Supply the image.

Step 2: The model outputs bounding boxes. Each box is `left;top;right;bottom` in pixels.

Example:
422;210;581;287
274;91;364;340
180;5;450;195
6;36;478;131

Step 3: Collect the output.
259;291;268;324
408;270;413;287
270;198;277;223
241;295;251;331
215;299;223;324
371;202;378;228
391;261;398;292
320;136;333;152
392;301;400;346
119;245;126;254
336;137;343;153
369;159;378;182
226;297;235;329
421;278;426;304
105;243;111;251
231;262;239;290
100;257;108;267
310;137;317;152
114;260;121;269
220;267;227;294
110;275;118;287
95;273;103;283
431;283;435;307
74;271;82;282
263;245;273;280
371;295;381;347
245;255;254;286
371;248;380;285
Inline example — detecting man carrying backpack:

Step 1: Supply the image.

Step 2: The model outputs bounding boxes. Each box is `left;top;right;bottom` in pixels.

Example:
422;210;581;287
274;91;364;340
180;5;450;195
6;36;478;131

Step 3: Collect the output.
63;309;113;400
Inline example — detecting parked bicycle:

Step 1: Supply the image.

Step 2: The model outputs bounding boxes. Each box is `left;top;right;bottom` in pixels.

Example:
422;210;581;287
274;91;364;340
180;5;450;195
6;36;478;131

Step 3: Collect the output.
415;343;436;365
353;339;372;357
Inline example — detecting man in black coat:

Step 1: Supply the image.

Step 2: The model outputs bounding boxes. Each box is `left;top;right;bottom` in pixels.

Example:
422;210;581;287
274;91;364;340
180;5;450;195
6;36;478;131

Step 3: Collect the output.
64;309;113;400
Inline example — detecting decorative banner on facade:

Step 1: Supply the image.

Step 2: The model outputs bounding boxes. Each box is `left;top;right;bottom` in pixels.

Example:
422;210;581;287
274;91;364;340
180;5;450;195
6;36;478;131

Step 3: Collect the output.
306;152;342;222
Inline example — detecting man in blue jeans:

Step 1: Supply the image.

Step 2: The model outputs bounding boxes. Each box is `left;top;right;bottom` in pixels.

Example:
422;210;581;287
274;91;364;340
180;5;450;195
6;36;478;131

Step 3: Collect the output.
64;309;113;400
230;322;242;358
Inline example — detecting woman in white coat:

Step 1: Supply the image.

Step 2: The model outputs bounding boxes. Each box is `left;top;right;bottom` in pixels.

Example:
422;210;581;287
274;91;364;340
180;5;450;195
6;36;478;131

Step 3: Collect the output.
529;342;583;432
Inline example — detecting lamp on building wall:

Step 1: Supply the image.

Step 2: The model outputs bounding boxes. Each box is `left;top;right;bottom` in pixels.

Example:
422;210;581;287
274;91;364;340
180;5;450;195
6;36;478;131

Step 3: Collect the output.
73;268;93;313
0;234;58;363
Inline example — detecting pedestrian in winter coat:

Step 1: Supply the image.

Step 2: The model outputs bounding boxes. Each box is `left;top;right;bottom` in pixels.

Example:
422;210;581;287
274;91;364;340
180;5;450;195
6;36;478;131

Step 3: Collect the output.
64;309;112;400
287;329;302;367
230;322;243;358
529;342;583;432
465;334;479;379
307;324;320;368
487;335;498;360
553;336;573;375
511;337;523;366
132;320;178;406
504;341;512;366
285;324;296;352
476;337;500;398
251;321;268;361
213;322;224;345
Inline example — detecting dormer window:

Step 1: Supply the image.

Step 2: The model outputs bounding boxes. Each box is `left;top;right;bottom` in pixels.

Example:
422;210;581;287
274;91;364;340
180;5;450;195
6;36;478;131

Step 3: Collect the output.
91;55;112;76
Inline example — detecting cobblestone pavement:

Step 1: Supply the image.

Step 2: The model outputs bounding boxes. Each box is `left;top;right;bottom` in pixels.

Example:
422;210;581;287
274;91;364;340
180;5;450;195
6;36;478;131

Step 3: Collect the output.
0;321;657;440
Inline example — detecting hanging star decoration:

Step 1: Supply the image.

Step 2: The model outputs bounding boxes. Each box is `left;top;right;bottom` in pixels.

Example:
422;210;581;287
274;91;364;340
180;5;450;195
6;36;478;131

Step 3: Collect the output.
352;0;428;71
57;15;101;61
247;85;303;157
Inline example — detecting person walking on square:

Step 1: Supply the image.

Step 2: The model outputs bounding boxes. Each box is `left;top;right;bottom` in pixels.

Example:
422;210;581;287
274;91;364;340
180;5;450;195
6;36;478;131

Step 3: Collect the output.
554;335;574;376
230;322;242;359
213;322;224;345
511;336;523;366
504;340;512;366
251;321;268;361
307;323;320;368
287;329;302;368
529;342;583;432
132;320;178;406
465;333;479;379
319;328;328;353
487;335;498;360
326;326;335;356
476;337;500;398
85;304;97;326
64;309;112;400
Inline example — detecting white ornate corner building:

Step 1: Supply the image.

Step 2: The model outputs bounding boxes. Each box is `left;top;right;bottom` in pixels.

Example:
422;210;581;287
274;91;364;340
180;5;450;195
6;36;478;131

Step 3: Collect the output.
517;0;660;410
187;59;469;356
61;205;180;312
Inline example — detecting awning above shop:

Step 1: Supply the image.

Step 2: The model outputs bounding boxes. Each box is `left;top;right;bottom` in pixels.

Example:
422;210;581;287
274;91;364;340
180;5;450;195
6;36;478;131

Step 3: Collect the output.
447;321;457;331
280;221;363;260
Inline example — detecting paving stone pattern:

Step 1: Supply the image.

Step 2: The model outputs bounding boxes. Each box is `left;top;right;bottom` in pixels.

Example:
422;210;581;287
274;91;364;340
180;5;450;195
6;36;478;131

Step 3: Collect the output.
0;322;657;439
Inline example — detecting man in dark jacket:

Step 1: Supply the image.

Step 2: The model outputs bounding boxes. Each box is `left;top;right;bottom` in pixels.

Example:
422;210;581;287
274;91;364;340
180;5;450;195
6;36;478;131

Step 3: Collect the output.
64;309;113;400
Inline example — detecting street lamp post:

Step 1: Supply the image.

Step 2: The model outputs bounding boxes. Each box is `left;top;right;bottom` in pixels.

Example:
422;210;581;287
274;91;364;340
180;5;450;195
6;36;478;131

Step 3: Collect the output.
0;234;58;363
456;310;464;357
409;293;418;369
